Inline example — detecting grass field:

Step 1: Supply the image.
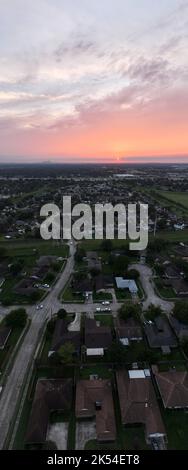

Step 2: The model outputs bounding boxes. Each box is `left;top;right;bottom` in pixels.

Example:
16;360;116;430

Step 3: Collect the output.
163;410;188;449
159;191;188;210
0;324;25;375
93;291;112;302
80;229;188;250
154;278;177;299
0;239;69;258
95;314;114;327
62;285;84;303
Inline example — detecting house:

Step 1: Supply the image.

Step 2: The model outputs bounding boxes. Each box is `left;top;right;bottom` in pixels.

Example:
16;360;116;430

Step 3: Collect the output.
72;278;93;297
86;251;102;272
170;279;188;297
115;277;138;294
169;315;188;340
95;274;114;293
84;318;112;356
116;369;166;447
174;244;188;258
144;316;177;351
75;379;116;442
14;278;38;297
152;365;188;409
31;265;49;280
26;379;72;445
0;326;11;350
48;319;80;357
36;256;58;267
115;318;143;346
164;264;183;279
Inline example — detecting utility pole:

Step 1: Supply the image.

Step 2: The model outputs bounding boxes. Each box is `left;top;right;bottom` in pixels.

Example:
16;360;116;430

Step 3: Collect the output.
154;212;157;237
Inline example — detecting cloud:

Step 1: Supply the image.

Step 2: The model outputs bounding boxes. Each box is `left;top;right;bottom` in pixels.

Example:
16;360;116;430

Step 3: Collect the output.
54;37;96;62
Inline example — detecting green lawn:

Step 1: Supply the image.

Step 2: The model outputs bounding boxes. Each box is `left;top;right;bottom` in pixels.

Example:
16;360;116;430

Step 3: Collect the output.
0;240;69;257
159;191;188;210
80;365;113;379
93;292;112;302
115;289;132;300
0;324;25;377
163;410;188;449
155;278;177;299
62;285;84;303
122;426;150;450
95;314;114;327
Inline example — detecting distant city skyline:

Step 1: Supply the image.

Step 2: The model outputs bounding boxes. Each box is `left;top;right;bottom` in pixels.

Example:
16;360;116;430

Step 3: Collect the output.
0;1;188;163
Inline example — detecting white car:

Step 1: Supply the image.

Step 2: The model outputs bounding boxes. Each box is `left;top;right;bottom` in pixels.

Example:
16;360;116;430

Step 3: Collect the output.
102;301;110;305
103;307;111;312
40;304;44;309
36;305;40;310
96;307;101;312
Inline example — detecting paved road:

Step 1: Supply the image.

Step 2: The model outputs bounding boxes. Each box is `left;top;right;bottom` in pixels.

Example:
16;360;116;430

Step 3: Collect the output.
131;263;174;313
0;241;76;449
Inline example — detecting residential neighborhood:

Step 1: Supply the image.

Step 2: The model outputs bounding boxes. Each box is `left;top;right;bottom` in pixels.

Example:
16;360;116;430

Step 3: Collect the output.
0;163;188;452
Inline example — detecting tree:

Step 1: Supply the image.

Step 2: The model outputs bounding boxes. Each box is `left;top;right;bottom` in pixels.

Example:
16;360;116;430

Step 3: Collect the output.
173;301;188;325
148;238;168;253
0;246;7;260
30;290;42;302
107;340;127;363
154;264;165;276
100;239;113;252
75;247;86;263
5;308;27;328
113;255;129;276
45;271;55;283
57;308;67;320
58;342;75;364
181;338;188;356
9;259;24;276
128;269;140;280
46;318;56;335
119;303;141;322
145;304;163;321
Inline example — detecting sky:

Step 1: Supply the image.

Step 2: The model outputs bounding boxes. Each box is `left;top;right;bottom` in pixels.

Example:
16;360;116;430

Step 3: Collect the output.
0;0;188;163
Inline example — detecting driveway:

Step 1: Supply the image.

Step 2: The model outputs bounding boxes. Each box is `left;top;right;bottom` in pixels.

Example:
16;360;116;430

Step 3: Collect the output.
47;422;69;450
131;263;174;313
76;419;96;450
68;312;81;331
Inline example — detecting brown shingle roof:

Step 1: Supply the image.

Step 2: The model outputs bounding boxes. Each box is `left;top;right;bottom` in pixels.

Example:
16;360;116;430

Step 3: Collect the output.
116;370;166;439
75;379;116;441
50;319;80;354
152;366;188;408
144;316;177;349
85;318;112;349
115;318;143;342
26;379;72;444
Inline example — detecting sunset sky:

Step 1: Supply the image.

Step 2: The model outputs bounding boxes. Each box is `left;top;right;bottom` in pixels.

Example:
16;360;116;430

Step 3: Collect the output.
0;0;188;163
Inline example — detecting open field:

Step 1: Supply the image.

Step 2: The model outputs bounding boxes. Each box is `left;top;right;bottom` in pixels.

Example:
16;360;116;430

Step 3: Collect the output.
158;191;188;210
0;240;69;258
